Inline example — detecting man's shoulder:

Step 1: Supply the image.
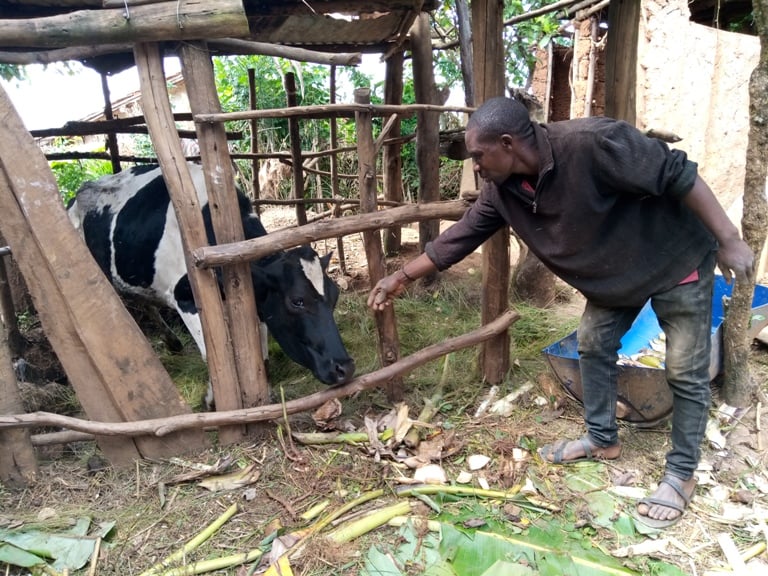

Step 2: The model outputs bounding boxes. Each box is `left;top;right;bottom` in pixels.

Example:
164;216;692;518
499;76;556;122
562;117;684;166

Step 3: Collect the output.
545;117;645;151
545;116;622;134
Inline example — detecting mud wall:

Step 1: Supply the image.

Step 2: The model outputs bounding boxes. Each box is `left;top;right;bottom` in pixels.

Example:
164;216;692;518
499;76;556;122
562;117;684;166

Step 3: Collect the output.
637;0;760;215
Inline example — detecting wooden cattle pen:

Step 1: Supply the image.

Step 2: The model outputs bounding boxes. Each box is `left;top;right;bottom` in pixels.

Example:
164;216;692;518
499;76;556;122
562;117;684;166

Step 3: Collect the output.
0;0;530;486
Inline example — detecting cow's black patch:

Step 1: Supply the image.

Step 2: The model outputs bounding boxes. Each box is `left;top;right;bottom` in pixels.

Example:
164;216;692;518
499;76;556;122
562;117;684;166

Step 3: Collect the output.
113;174;171;288
82;206;114;282
201;194;269;244
173;276;197;315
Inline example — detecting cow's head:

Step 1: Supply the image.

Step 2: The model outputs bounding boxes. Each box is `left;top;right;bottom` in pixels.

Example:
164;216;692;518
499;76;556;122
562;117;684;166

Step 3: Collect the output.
253;245;355;385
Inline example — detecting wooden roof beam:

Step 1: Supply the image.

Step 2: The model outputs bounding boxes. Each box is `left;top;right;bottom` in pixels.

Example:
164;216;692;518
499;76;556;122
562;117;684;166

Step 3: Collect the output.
0;0;248;48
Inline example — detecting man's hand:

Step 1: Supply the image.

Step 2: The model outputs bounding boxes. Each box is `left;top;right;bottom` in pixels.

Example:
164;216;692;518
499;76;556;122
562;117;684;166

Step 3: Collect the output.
367;272;409;311
717;237;755;284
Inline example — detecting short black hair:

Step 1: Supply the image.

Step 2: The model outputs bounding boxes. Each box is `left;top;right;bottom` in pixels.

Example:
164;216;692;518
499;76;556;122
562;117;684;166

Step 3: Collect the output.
467;96;534;142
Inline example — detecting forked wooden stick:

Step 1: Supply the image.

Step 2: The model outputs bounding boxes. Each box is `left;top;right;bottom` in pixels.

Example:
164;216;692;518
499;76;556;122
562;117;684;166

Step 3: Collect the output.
1;309;519;438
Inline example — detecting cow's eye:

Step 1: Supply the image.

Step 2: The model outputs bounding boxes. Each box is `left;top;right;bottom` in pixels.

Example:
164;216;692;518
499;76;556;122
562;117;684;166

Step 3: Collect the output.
291;297;305;309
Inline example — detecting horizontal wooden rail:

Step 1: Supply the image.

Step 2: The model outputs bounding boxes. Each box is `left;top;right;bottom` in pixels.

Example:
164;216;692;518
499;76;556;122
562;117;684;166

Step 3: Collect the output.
192;199;470;268
195;102;475;124
1;309;519;438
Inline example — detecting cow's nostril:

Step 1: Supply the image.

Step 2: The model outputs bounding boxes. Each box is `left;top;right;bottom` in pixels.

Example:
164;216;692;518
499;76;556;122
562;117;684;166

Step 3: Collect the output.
336;360;355;383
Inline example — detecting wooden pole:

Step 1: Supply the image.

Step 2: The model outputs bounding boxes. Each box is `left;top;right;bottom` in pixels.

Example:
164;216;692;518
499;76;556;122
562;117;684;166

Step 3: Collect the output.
285;72;307;226
455;0;475;107
584;17;598;117
472;0;510;384
0;310;521;438
0;81;207;466
329;65;347;275
411;13;441;280
0;0;249;48
193;199;469;267
248;67;261;216
195;102;474;124
356;87;403;401
133;41;244;443
179;42;269;413
383;50;405;256
0;39;361;68
99;72;122;174
605;0;639;123
0;254;38;488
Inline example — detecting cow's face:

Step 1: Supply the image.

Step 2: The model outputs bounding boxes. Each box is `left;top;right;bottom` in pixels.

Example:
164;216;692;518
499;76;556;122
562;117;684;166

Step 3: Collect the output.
253;246;355;385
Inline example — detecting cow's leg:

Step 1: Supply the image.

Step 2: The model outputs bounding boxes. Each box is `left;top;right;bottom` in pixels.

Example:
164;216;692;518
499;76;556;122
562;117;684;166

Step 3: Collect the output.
171;276;215;408
260;321;269;363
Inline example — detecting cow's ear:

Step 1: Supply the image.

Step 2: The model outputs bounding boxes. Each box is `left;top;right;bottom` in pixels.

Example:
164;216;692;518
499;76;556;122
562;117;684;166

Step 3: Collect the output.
250;263;279;293
320;251;333;271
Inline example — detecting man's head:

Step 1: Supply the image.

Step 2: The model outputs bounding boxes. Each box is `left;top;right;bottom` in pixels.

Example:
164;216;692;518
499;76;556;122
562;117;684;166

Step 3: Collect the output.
465;96;538;184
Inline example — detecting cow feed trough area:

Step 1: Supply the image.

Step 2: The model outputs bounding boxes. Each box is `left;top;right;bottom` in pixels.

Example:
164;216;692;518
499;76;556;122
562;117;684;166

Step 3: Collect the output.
2;2;768;575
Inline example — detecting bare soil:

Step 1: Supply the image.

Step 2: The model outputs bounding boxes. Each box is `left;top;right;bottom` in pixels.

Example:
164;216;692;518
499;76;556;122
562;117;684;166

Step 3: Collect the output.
3;220;768;575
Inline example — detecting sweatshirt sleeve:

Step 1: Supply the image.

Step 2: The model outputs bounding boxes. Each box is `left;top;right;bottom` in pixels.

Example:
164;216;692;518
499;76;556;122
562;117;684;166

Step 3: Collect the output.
425;183;507;271
592;120;698;200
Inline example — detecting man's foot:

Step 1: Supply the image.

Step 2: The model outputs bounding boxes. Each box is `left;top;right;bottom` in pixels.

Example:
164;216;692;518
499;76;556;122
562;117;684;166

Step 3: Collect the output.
635;474;696;529
538;435;622;464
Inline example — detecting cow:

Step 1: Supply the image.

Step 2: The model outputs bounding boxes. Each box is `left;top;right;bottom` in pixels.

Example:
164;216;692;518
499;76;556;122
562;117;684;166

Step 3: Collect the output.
66;163;355;407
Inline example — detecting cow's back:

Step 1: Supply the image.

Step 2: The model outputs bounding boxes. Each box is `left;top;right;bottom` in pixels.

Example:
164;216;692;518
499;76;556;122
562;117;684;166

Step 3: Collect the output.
68;164;209;306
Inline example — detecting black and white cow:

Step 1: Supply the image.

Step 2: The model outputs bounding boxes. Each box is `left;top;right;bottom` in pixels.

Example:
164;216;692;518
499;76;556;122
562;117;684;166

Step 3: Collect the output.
67;163;355;406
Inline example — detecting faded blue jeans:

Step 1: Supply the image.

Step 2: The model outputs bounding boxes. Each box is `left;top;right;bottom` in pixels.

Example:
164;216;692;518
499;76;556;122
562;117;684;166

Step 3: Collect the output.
577;251;716;480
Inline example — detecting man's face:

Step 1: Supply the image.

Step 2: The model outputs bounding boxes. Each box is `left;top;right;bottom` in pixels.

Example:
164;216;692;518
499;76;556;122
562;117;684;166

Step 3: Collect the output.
465;127;516;185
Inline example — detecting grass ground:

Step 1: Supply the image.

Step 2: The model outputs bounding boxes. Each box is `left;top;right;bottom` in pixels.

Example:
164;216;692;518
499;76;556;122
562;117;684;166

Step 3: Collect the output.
3;243;768;575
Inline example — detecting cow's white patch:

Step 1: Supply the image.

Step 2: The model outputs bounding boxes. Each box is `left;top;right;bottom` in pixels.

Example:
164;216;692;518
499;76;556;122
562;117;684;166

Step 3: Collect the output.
300;256;325;297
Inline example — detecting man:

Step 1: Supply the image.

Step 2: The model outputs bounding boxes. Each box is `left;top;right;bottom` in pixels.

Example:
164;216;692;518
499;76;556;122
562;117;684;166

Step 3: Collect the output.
368;96;754;529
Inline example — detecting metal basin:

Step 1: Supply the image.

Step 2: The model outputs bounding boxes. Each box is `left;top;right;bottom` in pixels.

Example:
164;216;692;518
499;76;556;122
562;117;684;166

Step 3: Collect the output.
542;276;768;425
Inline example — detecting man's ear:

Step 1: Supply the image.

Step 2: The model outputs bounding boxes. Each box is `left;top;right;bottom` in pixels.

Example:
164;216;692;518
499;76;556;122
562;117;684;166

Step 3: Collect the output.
500;134;516;150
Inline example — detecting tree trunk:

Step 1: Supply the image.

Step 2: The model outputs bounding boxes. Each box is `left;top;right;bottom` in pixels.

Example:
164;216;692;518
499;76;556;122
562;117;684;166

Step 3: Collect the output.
511;242;557;308
722;0;768;406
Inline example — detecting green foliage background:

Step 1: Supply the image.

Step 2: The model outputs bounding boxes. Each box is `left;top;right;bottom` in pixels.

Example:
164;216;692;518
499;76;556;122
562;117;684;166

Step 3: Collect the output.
36;1;563;207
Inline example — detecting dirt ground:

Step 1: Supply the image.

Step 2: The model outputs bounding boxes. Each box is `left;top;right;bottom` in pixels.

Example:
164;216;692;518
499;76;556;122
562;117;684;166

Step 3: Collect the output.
3;219;768;575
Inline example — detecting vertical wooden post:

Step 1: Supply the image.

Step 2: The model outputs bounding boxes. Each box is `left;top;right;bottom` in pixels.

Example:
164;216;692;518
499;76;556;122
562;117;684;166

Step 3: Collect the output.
455;0;475;107
605;0;639;123
100;73;122;174
410;12;441;283
383;50;404;256
134;42;244;443
472;0;510;384
0;254;38;488
329;65;347;274
357;88;402;401
0;81;207;465
179;42;269;412
285;72;307;226
248;68;261;216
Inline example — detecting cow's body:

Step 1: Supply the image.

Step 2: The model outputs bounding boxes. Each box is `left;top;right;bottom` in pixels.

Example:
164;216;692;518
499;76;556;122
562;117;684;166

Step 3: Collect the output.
67;164;355;405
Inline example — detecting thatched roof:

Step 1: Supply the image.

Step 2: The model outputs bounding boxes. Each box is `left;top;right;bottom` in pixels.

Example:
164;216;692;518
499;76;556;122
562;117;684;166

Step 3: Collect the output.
0;0;438;73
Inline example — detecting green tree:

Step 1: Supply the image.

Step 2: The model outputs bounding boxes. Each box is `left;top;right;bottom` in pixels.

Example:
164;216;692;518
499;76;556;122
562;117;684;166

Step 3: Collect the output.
430;0;566;92
0;63;23;82
50;158;113;205
212;54;383;200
